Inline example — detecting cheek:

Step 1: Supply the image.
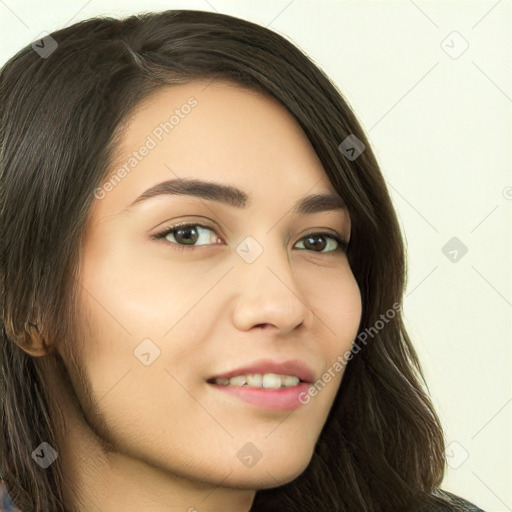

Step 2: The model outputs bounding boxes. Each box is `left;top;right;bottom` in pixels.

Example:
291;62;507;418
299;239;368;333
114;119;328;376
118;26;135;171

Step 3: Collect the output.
72;236;231;430
79;227;231;338
309;266;362;395
303;261;362;347
292;263;362;403
331;271;362;344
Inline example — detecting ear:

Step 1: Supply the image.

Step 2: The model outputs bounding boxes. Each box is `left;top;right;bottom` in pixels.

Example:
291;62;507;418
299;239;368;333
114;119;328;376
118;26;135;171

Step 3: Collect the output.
16;322;54;357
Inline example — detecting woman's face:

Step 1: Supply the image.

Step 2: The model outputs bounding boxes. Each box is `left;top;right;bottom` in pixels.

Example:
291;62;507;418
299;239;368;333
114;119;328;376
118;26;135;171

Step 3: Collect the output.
68;80;361;492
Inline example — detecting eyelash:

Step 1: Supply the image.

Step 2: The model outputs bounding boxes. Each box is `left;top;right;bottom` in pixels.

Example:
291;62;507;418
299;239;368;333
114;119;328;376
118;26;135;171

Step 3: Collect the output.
152;222;349;254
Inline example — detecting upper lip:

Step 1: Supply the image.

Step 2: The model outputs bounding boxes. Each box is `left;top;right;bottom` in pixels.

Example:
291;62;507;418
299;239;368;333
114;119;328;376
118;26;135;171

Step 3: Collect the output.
207;358;315;384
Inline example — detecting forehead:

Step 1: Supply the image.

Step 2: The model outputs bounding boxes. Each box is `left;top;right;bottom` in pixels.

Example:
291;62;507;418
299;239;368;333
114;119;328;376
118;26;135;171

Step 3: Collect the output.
91;80;340;221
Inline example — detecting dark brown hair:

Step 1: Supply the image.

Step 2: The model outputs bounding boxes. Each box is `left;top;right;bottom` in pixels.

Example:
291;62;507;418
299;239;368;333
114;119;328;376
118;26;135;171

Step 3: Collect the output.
1;9;460;512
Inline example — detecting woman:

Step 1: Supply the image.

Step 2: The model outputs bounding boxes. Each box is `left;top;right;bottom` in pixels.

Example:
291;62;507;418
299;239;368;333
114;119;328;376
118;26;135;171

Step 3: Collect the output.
0;9;484;512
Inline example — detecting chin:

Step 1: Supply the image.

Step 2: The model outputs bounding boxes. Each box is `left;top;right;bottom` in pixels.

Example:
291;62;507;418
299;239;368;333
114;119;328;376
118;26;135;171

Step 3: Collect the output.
224;451;312;491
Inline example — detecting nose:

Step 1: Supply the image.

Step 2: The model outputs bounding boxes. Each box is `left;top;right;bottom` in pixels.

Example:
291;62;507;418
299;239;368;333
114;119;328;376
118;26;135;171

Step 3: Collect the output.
231;235;314;335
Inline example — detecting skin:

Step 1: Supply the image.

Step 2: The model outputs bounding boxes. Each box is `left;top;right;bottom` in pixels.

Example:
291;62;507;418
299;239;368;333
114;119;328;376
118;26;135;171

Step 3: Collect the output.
37;80;362;512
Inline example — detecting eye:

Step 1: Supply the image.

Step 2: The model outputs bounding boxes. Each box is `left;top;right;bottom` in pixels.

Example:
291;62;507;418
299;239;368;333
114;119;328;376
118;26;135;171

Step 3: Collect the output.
153;223;220;249
294;232;348;253
152;223;348;254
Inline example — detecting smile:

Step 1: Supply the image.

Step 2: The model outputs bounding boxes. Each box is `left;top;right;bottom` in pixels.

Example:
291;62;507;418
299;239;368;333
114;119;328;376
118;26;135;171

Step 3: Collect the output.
211;373;301;389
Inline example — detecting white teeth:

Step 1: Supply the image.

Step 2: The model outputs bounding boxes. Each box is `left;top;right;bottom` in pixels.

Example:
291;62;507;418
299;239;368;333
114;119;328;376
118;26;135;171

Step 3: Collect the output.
282;375;300;387
213;373;300;389
229;375;246;387
246;374;263;387
262;373;281;389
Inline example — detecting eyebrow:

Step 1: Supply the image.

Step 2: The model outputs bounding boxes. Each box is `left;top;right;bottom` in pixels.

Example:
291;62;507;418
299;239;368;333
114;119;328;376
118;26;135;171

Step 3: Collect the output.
123;178;346;215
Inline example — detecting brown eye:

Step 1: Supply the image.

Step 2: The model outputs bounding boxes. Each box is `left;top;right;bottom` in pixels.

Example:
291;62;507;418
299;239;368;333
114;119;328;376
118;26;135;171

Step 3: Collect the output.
302;234;328;252
294;233;345;253
153;223;219;248
173;226;199;245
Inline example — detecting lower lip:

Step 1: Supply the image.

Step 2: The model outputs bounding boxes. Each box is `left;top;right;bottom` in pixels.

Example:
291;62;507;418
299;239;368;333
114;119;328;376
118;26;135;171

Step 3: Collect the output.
209;383;311;411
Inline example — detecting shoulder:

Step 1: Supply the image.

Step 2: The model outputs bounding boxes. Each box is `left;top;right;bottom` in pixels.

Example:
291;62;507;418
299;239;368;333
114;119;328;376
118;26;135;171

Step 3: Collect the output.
417;489;486;512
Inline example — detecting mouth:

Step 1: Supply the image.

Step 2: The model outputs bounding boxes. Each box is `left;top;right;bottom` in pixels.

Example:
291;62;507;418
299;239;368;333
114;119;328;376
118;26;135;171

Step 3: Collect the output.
206;359;315;411
206;358;315;388
207;373;307;389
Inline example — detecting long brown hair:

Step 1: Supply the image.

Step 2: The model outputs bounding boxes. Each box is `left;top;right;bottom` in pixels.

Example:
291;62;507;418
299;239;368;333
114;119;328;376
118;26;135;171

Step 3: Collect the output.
1;9;459;512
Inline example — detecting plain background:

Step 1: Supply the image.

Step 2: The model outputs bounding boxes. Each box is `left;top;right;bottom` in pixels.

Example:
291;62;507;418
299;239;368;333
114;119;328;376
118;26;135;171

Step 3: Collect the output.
0;1;510;510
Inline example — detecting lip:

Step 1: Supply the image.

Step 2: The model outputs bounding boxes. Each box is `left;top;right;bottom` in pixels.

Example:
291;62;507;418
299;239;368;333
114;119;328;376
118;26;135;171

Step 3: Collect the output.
206;358;316;412
211;383;311;412
206;358;316;384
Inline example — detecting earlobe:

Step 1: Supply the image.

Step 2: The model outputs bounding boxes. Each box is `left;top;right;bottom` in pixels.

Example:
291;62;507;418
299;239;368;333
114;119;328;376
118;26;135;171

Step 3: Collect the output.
18;321;53;357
